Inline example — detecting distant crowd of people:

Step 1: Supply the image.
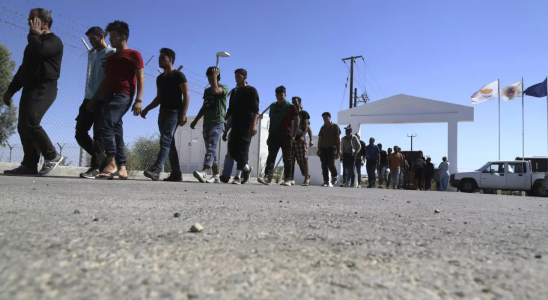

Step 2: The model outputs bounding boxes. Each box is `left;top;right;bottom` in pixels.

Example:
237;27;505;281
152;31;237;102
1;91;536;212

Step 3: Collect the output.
1;9;451;191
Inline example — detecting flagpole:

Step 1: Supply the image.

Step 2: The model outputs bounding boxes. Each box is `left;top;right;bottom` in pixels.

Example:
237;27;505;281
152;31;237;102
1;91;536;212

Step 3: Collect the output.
498;78;501;160
522;77;524;161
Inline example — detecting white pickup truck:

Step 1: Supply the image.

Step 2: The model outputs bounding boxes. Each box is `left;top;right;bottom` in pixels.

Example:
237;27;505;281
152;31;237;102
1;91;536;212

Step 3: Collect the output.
450;160;548;196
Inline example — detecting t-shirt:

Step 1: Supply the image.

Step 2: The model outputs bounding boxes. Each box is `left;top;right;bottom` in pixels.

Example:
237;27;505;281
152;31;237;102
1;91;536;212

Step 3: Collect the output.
365;144;380;160
292;110;310;138
156;70;187;110
389;152;403;170
202;84;228;123
318;123;341;148
380;150;388;165
104;49;144;97
85;46;115;99
270;102;298;132
227;85;260;131
415;157;426;169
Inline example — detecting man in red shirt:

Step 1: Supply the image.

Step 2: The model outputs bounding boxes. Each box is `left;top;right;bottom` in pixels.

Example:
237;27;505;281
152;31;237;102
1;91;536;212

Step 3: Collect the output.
258;86;299;186
87;21;144;179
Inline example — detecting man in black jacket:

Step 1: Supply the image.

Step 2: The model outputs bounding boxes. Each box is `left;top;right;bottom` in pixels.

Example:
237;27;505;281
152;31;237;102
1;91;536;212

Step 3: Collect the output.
2;8;64;176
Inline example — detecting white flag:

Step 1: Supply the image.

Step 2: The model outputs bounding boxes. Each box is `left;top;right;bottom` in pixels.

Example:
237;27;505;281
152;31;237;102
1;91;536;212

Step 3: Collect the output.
471;80;499;104
501;80;523;101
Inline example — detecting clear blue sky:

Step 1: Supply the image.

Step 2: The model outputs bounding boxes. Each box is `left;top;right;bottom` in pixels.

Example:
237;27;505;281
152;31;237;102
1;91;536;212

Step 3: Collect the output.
1;0;547;171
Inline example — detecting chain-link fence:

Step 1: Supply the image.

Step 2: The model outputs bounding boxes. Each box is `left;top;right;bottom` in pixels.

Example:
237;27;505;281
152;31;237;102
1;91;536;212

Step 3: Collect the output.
0;2;221;173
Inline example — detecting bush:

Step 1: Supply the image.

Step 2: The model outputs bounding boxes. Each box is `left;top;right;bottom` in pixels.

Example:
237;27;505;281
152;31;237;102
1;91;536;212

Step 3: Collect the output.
125;135;170;178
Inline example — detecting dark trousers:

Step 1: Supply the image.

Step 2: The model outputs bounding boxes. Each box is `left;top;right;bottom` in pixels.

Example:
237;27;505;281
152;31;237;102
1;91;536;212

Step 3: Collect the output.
228;128;251;170
320;146;338;182
352;156;362;185
18;82;58;168
101;93;132;166
264;131;292;179
424;175;432;190
152;109;182;174
342;153;355;185
75;99;105;169
366;159;377;186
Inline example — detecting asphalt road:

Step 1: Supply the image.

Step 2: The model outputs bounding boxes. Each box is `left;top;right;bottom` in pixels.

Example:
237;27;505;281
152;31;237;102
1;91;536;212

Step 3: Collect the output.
0;175;547;300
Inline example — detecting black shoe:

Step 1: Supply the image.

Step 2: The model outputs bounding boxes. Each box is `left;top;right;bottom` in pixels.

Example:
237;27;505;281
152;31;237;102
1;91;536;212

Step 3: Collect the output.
80;168;100;179
163;173;182;182
39;154;64;176
219;175;230;183
242;166;253;184
4;165;38;176
144;169;160;181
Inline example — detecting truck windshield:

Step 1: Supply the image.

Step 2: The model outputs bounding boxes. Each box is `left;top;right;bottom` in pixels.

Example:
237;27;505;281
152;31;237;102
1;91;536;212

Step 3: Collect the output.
476;162;491;171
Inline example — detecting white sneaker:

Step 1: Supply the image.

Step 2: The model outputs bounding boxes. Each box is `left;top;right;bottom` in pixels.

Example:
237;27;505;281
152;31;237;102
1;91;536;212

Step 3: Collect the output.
331;176;338;186
281;180;291;186
322;181;333;187
232;177;242;185
193;171;207;183
206;175;220;183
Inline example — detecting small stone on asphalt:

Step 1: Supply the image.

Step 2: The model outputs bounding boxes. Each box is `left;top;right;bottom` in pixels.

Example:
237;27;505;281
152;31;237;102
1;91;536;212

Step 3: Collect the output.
74;209;80;214
435;209;441;213
174;212;180;218
92;217;98;221
535;254;542;259
190;223;203;232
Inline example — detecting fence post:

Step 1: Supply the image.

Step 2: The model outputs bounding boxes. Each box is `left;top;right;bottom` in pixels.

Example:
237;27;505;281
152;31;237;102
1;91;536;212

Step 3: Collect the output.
79;38;92;167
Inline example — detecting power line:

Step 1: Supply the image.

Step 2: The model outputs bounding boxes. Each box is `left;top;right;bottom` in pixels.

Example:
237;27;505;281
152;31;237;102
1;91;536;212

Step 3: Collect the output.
339;67;351;111
354;60;380;100
363;59;386;98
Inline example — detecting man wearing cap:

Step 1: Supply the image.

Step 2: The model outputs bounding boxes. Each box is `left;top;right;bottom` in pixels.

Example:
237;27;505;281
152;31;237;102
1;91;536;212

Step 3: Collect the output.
289;96;312;186
340;125;361;187
365;137;380;188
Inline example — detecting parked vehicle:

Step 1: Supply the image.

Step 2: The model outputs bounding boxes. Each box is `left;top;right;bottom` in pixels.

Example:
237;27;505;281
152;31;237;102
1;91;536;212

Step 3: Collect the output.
450;160;548;196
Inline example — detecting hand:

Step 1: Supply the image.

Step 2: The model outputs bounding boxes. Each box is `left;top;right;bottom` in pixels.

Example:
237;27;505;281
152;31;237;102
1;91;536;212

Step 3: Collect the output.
86;98;98;112
140;108;149;119
291;136;296;142
190;120;197;129
309;140;314;147
132;101;142;116
317;150;321;157
249;125;257;137
222;132;228;142
336;151;341;160
179;114;187;126
2;92;13;106
29;18;43;33
210;67;220;79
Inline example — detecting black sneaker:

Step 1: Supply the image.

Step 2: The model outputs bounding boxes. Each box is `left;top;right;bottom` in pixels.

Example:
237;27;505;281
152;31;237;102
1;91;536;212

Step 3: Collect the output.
4;165;38;176
80;168;100;179
144;169;160;181
163;173;182;182
38;154;64;176
242;166;253;184
219;175;230;183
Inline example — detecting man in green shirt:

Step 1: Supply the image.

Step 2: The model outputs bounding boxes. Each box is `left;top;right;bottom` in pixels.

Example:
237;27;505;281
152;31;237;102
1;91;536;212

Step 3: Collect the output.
190;66;228;183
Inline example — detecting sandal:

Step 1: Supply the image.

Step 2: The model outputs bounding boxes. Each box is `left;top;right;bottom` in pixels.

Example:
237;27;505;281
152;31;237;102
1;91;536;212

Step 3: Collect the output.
95;171;115;179
108;171;128;180
301;180;310;186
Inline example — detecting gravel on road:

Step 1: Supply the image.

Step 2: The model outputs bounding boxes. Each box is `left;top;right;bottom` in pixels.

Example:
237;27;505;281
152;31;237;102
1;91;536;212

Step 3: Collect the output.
0;175;546;300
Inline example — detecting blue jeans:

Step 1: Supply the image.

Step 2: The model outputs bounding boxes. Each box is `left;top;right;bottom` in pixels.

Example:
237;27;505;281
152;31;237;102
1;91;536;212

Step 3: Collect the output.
152;109;182;174
366;159;377;186
102;93;132;166
440;173;449;191
202;122;224;168
342;153;355;185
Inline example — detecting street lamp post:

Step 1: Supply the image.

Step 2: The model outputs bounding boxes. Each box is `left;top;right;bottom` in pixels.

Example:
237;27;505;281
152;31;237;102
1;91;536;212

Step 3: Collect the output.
216;52;230;67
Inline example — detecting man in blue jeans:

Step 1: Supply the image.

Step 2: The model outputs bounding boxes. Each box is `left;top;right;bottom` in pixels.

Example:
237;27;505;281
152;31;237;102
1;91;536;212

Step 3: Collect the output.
365;137;380;188
141;48;189;181
89;21;144;179
190;67;228;183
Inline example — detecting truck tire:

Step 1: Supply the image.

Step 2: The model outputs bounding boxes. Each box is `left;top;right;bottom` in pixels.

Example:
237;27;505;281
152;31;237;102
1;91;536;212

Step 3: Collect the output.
533;181;548;197
459;179;477;193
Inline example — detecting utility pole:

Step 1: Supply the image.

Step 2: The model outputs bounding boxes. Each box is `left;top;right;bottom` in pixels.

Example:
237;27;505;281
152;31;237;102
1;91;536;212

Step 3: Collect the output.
407;134;417;151
342;55;363;109
354;88;357;107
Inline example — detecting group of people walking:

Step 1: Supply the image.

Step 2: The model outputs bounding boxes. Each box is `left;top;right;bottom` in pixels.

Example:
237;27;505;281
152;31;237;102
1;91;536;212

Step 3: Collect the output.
1;8;452;191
